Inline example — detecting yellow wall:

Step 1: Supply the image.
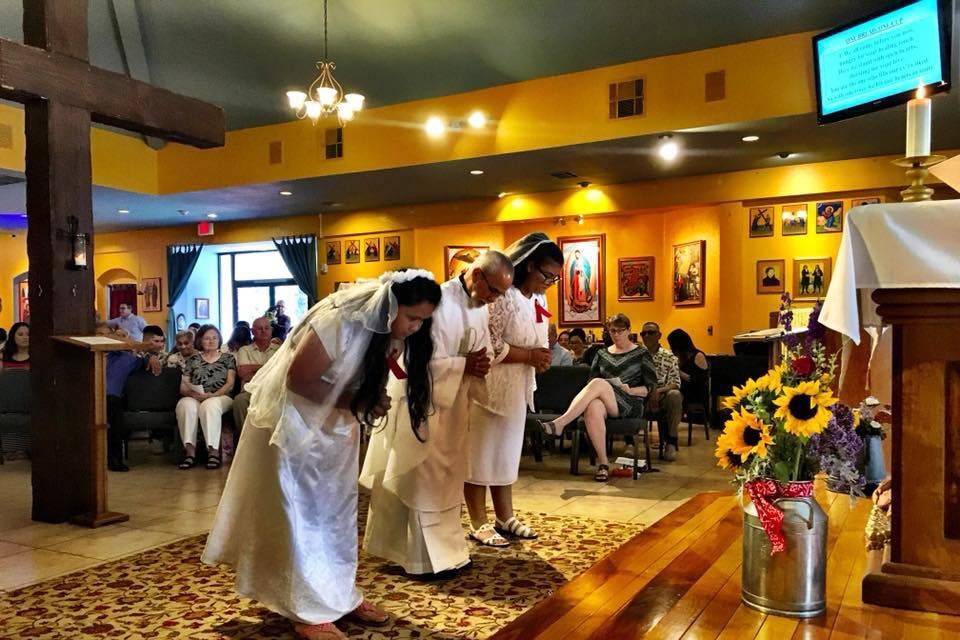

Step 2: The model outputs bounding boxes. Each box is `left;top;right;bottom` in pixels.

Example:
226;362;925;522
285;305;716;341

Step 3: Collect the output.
0;233;28;330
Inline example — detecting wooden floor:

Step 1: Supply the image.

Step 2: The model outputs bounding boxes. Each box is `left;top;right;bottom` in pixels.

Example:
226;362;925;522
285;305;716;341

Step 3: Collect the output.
492;489;960;639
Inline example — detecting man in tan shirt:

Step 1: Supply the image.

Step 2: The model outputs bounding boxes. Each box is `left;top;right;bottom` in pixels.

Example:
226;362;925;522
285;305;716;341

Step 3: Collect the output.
232;316;280;434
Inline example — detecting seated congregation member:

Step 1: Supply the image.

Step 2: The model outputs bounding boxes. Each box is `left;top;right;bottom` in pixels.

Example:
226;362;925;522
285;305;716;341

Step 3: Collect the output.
667;328;709;409
176;325;236;470
107;303;147;341
1;322;29;370
557;330;570;350
581;327;613;368
539;313;657;482
548;323;573;366
203;271;442;640
188;322;201;334
164;330;197;369
232;316;280;434
567;327;588;364
640;322;682;462
0;327;7;351
269;299;293;341
226;321;253;353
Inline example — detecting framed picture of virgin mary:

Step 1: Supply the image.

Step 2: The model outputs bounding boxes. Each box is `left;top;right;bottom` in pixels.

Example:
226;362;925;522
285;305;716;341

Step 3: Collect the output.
558;234;604;327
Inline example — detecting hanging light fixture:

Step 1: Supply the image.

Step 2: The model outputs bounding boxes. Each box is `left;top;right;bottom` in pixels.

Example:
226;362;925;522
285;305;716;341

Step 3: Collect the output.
286;0;364;126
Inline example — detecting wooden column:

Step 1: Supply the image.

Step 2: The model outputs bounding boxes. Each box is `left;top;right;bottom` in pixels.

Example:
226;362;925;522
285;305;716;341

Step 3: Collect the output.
862;288;960;615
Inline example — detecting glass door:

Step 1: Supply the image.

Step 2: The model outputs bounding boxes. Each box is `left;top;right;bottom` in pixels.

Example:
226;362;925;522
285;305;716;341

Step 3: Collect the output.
235;286;272;327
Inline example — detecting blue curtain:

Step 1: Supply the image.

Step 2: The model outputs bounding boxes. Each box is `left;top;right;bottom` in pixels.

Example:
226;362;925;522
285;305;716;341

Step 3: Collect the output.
166;244;203;349
273;234;318;307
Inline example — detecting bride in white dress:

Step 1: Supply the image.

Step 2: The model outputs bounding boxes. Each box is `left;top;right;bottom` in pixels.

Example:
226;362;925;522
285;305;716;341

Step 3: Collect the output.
202;270;442;640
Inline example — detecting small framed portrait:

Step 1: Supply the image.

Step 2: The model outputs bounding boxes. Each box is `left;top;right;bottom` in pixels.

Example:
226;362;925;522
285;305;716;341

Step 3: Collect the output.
325;240;342;265
384;235;400;261
756;259;785;295
816;201;843;234
364;238;380;262
444;245;490;280
618;256;655;302
793;257;832;301
344;240;361;264
748;206;775;238
851;196;883;208
140;277;162;312
672;240;705;307
195;297;210;320
781;203;808;236
175;313;187;331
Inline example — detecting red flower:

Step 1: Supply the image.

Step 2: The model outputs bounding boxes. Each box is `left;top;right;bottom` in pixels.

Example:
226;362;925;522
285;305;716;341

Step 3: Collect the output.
791;355;814;376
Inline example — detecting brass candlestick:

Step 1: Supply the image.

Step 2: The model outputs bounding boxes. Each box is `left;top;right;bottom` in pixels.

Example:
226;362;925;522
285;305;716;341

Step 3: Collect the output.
892;155;946;202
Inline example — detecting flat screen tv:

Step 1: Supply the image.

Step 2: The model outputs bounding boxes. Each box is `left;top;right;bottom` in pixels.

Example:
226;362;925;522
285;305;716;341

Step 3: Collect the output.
813;0;952;124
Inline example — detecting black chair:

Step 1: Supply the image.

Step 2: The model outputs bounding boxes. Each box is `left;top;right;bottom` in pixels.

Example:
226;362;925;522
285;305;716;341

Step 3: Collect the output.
121;368;183;453
528;366;591;463
0;370;31;463
571;413;650;480
685;361;713;446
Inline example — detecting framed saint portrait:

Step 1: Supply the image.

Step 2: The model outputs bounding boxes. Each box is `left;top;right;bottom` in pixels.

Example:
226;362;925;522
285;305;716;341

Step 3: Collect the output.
851;196;883;208
816;201;843;234
175;313;187;331
325;240;342;265
364;238;380;262
672;240;705;307
559;234;605;326
618;256;654;302
748;206;775;238
195;297;210;320
444;245;489;280
793;257;832;301
14;273;29;323
756;259;785;295
384;236;400;261
140;277;162;312
781;203;808;236
344;240;361;264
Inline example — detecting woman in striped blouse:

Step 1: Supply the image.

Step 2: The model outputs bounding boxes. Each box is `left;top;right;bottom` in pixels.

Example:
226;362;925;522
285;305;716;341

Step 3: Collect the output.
539;313;657;481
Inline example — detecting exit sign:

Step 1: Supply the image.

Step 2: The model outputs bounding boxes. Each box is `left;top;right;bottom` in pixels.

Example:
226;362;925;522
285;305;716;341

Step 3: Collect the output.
197;221;215;236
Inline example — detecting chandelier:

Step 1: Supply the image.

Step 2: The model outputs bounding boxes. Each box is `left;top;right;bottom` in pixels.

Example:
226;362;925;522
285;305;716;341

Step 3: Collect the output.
286;0;364;126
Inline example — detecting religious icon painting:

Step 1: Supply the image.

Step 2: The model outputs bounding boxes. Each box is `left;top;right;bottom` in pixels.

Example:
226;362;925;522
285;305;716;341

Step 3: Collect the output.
14;274;29;323
558;234;605;326
815;201;844;234
618;256;655;302
851;196;883;208
384;236;400;261
444;245;490;280
344;239;361;264
195;297;210;320
756;259;785;295
793;257;832;302
141;277;162;312
175;313;187;331
325;240;342;265
748;206;775;238
364;238;380;262
672;240;705;307
781;203;808;236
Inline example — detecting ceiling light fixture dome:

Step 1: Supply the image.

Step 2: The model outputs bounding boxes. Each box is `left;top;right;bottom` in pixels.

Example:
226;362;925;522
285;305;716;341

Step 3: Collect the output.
658;134;679;161
742;135;760;142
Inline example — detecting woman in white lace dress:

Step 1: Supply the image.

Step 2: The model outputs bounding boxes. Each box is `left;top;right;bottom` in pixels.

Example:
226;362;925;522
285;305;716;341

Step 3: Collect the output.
465;232;563;546
203;271;441;640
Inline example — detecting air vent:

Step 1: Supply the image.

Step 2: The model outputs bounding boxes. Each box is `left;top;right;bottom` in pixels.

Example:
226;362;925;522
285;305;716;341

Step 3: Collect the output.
609;77;644;119
0;124;12;149
550;171;579;180
268;140;283;165
705;70;726;102
325;127;343;159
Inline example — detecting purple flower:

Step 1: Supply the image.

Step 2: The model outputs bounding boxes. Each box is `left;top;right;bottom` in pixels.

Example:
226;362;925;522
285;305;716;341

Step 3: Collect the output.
807;404;865;496
806;300;826;343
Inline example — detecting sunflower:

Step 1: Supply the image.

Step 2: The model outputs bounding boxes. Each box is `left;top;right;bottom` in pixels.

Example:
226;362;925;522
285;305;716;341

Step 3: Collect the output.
714;433;746;471
722;407;774;459
773;380;838;437
759;363;785;393
722;377;760;411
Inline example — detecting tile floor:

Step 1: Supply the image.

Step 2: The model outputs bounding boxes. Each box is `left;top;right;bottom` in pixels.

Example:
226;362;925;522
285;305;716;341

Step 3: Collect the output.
0;427;732;593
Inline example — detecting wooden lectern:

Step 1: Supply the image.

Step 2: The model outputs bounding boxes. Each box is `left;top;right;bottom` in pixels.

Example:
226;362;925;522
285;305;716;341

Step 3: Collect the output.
52;336;131;528
861;289;960;615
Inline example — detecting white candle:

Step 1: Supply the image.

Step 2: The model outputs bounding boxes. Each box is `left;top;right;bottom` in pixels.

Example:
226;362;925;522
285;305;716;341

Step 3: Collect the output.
906;85;931;158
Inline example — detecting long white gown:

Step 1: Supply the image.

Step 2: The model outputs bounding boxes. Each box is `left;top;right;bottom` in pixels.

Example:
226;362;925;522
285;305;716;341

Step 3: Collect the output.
361;278;490;573
202;317;365;625
466;286;549;486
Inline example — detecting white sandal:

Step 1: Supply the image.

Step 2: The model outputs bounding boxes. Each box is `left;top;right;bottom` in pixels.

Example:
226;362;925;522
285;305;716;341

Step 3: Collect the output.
496;516;539;540
469;522;510;547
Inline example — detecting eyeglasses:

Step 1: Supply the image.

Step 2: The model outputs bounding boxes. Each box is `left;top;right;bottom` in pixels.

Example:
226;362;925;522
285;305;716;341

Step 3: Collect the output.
639;330;659;337
478;270;505;297
538;266;560;285
609;327;628;335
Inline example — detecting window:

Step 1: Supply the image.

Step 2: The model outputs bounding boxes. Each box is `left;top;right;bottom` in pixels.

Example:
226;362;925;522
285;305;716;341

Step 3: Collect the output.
325;127;343;159
609;78;644;119
219;250;308;330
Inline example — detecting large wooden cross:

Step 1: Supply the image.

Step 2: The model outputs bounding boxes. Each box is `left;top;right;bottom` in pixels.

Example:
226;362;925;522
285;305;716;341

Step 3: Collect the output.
0;0;223;523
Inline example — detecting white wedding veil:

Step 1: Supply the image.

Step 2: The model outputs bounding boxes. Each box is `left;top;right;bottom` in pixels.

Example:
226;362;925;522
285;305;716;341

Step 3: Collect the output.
504;231;553;266
244;269;436;452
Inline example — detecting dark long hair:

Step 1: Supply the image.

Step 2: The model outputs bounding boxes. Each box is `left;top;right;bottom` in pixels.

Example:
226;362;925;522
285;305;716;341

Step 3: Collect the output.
667;328;698;361
2;322;29;362
350;276;442;441
227;321;252;352
513;241;563;288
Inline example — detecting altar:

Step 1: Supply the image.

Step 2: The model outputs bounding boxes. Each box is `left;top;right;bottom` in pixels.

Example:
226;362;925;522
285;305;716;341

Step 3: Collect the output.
820;199;960;615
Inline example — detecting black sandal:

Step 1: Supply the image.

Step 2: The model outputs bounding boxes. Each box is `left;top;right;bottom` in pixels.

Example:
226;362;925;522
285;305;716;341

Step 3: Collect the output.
178;456;196;470
206;455;222;470
538;420;562;438
594;464;610;482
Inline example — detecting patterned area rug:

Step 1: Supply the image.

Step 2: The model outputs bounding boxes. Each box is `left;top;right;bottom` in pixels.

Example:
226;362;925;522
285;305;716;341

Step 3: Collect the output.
0;494;643;639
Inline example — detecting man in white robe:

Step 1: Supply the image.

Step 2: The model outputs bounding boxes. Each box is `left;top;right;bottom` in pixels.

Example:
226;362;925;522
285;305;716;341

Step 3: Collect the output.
361;251;514;576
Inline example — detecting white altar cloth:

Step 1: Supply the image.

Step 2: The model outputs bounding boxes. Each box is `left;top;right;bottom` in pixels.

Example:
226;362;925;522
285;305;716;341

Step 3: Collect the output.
819;200;960;343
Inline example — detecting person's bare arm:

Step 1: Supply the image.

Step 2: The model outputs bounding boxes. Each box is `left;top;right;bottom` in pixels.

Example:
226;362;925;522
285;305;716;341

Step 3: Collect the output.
180;375;207;400
286;330;339;405
237;364;261;385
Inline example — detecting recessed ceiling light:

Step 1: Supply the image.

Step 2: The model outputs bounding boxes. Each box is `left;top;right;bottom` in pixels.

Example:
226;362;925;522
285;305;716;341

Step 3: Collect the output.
470;169;484;176
117;209;130;214
776;152;793;159
578;181;591;188
206;212;218;219
279;190;293;196
425;116;446;138
497;192;508;198
467;110;487;129
20;214;27;218
742;135;760;142
177;209;189;216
